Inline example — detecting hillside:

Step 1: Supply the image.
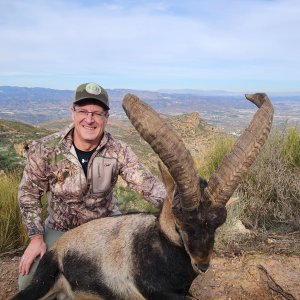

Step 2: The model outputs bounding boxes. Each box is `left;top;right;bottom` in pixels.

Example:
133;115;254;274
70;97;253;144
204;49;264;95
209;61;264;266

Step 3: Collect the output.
0;119;52;171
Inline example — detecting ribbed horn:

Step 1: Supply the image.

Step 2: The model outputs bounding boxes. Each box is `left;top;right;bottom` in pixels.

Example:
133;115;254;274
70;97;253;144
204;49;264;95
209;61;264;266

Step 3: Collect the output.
122;93;201;212
205;93;274;207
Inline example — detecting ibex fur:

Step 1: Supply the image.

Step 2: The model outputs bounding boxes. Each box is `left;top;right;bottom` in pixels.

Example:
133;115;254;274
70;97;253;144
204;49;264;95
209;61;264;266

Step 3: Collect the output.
12;93;274;300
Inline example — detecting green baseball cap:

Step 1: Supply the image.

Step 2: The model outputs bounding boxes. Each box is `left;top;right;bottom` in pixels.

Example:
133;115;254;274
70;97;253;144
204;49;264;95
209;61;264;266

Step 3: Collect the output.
74;82;110;110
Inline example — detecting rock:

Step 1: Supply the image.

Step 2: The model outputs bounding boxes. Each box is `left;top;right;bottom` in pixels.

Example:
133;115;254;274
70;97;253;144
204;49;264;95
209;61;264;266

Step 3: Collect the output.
232;219;251;235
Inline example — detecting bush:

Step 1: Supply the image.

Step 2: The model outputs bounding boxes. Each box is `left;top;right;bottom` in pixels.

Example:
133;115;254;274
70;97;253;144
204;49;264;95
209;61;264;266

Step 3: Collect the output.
114;185;158;213
237;126;300;232
197;126;300;235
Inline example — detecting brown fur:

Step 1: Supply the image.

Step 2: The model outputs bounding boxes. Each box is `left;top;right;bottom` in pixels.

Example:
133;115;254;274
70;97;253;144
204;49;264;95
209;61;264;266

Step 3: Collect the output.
157;162;181;247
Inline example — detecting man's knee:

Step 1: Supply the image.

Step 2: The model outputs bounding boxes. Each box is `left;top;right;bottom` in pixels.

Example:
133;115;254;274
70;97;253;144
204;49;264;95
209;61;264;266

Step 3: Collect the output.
18;258;40;291
17;227;65;291
18;273;31;291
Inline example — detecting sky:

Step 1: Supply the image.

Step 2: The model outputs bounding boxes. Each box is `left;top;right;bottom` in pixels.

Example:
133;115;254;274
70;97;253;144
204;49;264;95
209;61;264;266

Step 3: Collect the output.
0;0;300;92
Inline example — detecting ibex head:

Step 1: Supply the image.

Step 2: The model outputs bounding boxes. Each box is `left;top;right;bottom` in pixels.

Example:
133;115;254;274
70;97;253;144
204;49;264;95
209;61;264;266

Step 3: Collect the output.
123;93;273;274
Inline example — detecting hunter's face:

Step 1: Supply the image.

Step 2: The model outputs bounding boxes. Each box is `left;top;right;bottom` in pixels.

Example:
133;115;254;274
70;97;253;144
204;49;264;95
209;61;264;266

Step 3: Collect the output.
72;103;108;150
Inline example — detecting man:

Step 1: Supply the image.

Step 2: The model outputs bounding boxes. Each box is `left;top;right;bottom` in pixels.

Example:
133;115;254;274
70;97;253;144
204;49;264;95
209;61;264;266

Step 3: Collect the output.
18;82;166;289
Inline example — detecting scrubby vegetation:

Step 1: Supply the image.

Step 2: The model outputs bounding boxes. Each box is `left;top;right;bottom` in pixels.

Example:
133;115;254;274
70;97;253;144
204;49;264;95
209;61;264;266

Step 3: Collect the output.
199;125;300;233
197;126;300;255
238;126;300;232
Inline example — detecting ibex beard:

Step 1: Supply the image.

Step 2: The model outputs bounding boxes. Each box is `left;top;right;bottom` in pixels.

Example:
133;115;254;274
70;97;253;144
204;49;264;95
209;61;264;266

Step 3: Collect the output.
12;93;273;300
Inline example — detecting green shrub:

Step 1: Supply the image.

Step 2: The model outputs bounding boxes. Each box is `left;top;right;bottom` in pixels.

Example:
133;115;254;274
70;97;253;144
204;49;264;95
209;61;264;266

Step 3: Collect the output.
114;185;158;213
198;135;235;179
282;127;300;168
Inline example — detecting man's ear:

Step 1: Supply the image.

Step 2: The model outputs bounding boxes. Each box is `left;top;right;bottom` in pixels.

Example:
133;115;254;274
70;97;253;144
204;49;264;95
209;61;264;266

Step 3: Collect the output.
104;111;109;125
71;106;75;122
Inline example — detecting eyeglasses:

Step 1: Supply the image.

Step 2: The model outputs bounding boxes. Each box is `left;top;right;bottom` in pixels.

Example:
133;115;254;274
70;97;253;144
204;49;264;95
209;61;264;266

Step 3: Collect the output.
73;108;107;120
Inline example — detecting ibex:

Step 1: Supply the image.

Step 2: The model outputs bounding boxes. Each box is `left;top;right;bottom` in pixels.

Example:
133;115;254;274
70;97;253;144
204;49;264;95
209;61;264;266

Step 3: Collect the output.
12;93;274;300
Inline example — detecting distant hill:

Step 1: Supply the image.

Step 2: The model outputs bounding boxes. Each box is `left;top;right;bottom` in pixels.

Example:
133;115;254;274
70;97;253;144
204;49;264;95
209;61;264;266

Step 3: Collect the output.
157;89;244;96
0;86;299;133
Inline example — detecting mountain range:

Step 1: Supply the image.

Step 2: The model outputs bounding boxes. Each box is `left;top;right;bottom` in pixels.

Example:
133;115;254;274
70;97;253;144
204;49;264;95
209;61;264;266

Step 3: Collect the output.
0;86;299;135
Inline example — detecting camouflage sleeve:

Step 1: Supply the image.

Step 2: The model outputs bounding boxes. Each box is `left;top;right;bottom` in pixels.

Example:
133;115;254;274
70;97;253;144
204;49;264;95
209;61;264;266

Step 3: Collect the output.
18;142;49;237
119;144;166;208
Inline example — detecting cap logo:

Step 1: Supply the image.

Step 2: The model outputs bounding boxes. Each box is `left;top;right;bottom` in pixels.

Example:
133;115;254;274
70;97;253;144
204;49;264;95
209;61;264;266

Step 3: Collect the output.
85;83;101;95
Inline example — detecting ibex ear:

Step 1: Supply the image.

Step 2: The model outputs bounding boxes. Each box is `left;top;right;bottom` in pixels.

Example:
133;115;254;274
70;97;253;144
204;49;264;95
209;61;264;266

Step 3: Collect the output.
158;161;180;244
158;161;175;202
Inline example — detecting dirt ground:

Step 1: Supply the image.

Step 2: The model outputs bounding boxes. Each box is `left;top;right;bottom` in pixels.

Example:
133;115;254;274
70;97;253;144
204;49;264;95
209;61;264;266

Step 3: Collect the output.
1;250;299;300
190;254;300;300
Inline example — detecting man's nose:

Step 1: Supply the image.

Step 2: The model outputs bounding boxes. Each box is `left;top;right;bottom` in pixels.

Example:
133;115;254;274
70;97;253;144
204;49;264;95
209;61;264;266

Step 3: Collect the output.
85;112;95;122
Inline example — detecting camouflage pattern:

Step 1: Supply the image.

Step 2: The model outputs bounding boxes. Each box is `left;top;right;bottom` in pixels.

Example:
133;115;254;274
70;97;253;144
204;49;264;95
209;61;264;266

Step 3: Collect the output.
18;124;166;237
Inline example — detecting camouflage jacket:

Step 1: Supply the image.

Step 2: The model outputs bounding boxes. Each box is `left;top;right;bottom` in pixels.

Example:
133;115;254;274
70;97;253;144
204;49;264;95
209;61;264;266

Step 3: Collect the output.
18;124;166;237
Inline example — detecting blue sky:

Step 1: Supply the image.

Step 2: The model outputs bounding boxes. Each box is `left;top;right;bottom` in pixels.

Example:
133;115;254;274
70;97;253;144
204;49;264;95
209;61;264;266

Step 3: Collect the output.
0;0;300;92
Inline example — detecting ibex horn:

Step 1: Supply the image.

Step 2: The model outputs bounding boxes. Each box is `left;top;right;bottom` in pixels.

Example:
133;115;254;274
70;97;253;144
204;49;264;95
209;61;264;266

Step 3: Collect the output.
122;93;201;212
205;93;274;207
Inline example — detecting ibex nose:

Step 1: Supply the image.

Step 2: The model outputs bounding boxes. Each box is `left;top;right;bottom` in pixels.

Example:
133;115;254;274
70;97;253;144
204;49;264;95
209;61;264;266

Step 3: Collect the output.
196;262;209;273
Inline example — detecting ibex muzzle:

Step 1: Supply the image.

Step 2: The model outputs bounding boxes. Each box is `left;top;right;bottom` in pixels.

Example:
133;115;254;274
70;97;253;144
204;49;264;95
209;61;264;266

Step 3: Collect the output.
12;93;273;300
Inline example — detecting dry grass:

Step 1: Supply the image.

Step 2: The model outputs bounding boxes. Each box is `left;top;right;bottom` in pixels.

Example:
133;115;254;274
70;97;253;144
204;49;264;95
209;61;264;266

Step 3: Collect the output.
195;135;235;179
0;172;27;252
237;126;300;232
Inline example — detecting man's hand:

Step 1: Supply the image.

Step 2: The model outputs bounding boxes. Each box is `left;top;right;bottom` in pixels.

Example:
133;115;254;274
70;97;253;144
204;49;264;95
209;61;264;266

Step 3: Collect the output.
19;235;47;275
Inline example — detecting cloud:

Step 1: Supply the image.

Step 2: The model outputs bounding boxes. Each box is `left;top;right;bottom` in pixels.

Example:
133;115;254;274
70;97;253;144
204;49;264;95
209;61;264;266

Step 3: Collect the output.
0;0;299;90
